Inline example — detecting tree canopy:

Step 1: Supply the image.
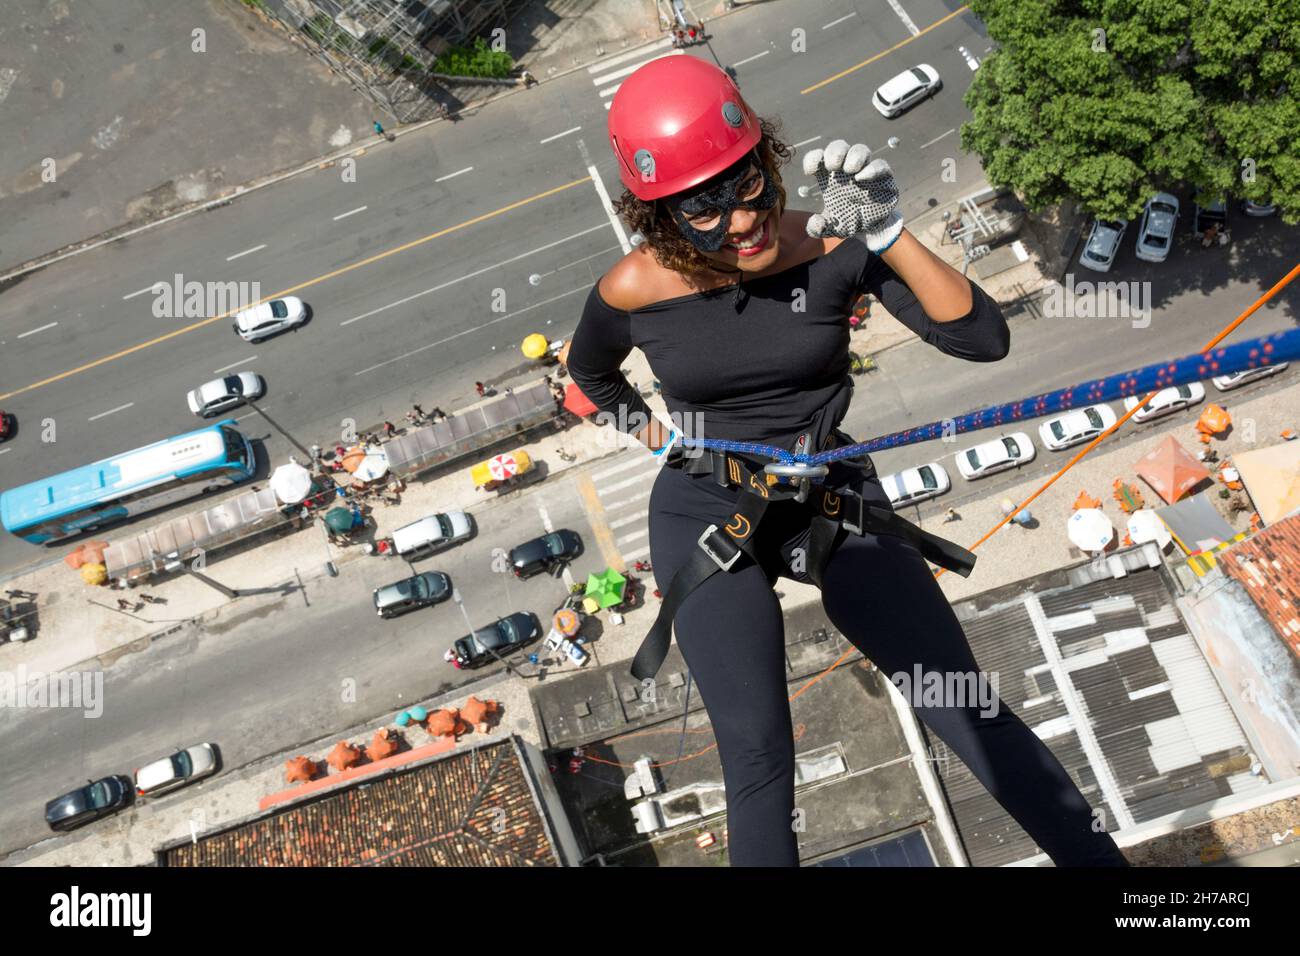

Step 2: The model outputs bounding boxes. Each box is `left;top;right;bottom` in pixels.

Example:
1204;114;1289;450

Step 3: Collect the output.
961;0;1300;222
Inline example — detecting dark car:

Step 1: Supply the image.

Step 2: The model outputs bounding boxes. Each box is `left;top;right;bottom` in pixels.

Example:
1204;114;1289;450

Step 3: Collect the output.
1193;197;1228;234
0;410;13;441
508;530;584;579
45;775;133;832
452;612;542;669
373;571;452;619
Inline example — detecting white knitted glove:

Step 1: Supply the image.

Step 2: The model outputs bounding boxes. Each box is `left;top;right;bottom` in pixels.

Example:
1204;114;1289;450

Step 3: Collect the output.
802;139;904;253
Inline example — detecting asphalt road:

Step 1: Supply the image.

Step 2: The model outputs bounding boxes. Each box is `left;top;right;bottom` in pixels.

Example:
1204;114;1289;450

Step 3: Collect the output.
0;465;609;858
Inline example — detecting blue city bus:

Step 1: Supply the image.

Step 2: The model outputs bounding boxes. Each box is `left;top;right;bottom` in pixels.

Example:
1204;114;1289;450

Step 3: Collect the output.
0;420;257;544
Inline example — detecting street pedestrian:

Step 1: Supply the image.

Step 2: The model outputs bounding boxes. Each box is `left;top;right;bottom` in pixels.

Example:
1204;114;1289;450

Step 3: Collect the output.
474;382;486;397
383;421;396;438
942;507;960;523
373;120;385;137
521;67;538;87
5;588;36;601
504;385;513;397
431;406;445;421
116;598;133;612
412;403;425;421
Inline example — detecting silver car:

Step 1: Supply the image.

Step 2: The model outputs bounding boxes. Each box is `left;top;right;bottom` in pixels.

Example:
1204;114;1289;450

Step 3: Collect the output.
1079;219;1128;272
872;64;941;118
233;296;307;343
1212;363;1288;391
186;372;264;417
135;743;219;797
1134;194;1178;263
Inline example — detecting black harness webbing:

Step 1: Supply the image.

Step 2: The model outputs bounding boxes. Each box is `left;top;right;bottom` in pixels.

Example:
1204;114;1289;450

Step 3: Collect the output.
629;445;976;682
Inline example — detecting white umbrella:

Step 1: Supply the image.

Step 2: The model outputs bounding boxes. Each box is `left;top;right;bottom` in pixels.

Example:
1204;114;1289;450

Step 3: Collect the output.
1127;509;1172;548
1068;508;1114;553
270;461;313;504
353;450;389;482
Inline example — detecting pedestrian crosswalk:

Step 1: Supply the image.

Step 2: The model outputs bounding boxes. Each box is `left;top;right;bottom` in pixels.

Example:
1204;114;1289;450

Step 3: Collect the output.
587;38;684;109
588;452;661;562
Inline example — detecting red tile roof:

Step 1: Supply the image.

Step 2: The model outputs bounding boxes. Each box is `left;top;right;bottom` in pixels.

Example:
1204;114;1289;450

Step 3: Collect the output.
160;737;561;867
1219;514;1300;660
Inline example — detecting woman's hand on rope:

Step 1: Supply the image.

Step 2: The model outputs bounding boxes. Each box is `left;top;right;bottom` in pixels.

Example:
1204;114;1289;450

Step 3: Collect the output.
802;139;904;254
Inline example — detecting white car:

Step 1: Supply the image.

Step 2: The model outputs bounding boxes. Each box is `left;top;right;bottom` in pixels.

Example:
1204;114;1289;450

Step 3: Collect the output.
1038;404;1118;451
233;297;307;343
1134;194;1179;263
1122;383;1205;422
955;432;1035;480
1211;363;1289;391
391;511;474;558
1078;219;1129;272
872;64;941;118
881;463;951;506
186;372;264;417
134;743;219;797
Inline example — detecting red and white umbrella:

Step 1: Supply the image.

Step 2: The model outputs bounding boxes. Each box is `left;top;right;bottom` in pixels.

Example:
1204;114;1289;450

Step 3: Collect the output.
486;453;520;480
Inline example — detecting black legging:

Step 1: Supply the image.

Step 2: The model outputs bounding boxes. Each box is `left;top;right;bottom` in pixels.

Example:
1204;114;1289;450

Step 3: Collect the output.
647;459;1129;867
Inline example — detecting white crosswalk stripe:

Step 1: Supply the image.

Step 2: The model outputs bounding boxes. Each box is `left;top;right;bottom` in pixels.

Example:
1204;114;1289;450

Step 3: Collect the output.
590;450;662;563
588;42;684;109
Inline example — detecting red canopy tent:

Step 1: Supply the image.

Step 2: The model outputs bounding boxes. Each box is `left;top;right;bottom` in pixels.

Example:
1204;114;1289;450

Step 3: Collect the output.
563;383;599;418
1135;436;1213;505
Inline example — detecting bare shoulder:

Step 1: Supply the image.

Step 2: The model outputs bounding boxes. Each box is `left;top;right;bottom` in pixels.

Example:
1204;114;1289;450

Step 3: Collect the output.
597;245;666;312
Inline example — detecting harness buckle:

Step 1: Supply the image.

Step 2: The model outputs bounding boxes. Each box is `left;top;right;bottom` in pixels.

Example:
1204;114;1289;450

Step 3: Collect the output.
697;524;742;572
841;494;866;535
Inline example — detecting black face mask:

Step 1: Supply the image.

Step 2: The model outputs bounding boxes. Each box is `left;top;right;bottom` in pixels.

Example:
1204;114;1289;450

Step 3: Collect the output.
664;151;780;253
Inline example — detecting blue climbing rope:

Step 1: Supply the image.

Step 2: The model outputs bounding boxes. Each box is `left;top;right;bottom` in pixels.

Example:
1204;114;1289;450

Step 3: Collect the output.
677;327;1300;466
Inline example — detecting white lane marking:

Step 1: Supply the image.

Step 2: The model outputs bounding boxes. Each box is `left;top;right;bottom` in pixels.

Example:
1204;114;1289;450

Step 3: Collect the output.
592;455;658;482
434;166;473;183
608;512;645;529
555;244;624;272
332;205;368;221
538;504;554;532
732;50;770;68
122;282;165;300
17;322;58;339
0;447;10;456
88;402;134;422
598;472;656;496
352;286;589;376
601;488;653;512
957;45;981;70
822;12;858;30
616;528;648;546
577;138;631;254
622;544;651;561
792;135;823;149
886;0;920;35
539;126;582;144
340;223;606;327
590;49;683;87
605;102;612;111
225;244;267;262
586;37;672;74
920;128;956;149
598;83;621;99
213;356;257;374
234;405;268;422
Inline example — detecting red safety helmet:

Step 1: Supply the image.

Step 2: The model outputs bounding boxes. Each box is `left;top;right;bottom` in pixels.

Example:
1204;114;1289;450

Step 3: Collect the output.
608;57;762;201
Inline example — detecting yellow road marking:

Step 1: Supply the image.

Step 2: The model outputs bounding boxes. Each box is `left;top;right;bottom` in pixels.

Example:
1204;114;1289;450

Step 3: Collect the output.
0;176;593;402
801;5;972;95
575;471;627;574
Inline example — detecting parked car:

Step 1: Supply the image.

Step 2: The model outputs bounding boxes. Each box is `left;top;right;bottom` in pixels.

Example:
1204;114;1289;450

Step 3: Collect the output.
508;530;584;579
44;775;132;831
872;64;941;118
880;463;950;506
232;297;307;343
452;612;543;669
390;512;473;558
1134;194;1179;263
1122;383;1205;422
1240;199;1277;217
1038;404;1118;451
1193;198;1228;234
1078;219;1128;272
186;372;264;417
955;433;1035;480
1211;363;1289;391
0;409;13;441
135;744;219;797
373;571;452;618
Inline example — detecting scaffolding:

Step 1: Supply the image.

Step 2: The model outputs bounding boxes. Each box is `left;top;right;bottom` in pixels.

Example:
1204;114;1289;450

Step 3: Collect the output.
264;0;524;122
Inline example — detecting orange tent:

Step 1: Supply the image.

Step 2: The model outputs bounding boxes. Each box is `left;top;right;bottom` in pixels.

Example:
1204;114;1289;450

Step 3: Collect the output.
326;740;362;771
426;708;466;739
285;756;317;783
1134;436;1213;505
64;540;110;570
340;447;367;473
1073;491;1101;511
462;696;499;731
366;729;398;761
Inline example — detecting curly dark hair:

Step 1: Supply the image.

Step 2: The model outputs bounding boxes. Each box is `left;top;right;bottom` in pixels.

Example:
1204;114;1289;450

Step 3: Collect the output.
611;117;795;278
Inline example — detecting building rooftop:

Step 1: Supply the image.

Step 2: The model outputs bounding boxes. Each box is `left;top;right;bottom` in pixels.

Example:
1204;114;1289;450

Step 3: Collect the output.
1217;513;1300;660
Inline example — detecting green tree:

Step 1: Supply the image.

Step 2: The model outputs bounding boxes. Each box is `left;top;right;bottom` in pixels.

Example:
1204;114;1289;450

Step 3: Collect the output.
962;0;1300;222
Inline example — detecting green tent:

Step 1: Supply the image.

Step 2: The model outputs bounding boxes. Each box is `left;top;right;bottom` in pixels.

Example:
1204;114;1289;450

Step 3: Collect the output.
584;568;627;608
324;507;354;533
